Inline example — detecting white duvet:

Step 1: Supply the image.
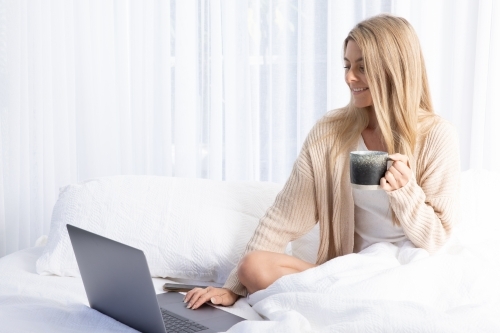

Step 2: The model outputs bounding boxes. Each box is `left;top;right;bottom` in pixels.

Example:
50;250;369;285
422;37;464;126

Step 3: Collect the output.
228;239;500;332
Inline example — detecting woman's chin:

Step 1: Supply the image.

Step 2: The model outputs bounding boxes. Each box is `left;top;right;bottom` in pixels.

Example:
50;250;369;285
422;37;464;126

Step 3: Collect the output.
353;102;373;109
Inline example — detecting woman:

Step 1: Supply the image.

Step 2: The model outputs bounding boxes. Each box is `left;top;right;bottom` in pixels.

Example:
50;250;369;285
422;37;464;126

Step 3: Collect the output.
184;13;460;310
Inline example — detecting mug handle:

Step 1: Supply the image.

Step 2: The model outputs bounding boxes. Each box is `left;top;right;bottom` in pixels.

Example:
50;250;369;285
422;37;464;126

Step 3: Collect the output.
385;156;394;170
385;156;411;168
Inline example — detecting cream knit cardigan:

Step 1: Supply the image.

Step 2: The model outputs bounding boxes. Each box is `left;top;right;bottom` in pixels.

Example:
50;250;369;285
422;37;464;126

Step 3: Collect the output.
224;111;461;296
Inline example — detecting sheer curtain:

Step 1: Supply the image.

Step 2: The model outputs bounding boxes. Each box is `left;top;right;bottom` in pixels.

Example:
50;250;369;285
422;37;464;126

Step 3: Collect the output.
1;0;499;257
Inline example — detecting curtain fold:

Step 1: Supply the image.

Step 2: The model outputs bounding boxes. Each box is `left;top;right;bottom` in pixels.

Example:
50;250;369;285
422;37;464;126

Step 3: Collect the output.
1;0;499;257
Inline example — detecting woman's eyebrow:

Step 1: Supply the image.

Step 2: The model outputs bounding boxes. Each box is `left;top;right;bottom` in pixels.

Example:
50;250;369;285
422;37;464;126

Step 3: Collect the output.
343;57;364;63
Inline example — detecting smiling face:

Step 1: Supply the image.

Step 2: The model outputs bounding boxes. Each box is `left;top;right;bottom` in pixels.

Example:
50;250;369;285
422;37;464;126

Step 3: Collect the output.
344;40;373;110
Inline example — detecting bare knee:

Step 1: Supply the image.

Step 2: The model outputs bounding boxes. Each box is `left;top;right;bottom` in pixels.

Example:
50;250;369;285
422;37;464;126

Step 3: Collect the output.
237;250;315;294
237;251;268;293
237;252;261;287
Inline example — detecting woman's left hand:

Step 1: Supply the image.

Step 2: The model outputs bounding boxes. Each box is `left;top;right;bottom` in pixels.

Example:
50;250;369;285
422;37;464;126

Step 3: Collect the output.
380;153;412;192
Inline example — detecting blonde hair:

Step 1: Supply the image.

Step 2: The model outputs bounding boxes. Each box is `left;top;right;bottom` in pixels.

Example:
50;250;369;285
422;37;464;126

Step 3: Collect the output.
323;14;437;163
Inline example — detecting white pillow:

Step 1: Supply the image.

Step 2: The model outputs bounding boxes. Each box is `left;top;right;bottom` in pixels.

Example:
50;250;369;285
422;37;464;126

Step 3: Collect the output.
36;176;282;284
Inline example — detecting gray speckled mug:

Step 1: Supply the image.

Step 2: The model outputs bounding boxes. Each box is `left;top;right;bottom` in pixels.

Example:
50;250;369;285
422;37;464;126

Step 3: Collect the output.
350;151;393;190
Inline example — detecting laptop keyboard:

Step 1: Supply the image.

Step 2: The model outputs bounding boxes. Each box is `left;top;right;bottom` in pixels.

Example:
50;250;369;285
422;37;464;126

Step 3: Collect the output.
160;308;209;333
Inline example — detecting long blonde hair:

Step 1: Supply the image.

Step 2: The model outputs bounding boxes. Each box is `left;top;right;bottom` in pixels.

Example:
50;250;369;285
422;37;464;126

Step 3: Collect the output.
323;14;437;162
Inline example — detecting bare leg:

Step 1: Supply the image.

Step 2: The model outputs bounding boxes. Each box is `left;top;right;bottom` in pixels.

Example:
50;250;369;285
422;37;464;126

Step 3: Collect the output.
237;251;317;294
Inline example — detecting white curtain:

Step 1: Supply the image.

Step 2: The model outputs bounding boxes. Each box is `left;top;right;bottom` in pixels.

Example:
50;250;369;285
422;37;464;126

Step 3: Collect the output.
0;0;499;257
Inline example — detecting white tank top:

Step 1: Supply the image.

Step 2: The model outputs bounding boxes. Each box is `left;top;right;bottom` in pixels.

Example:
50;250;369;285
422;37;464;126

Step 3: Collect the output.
353;136;408;252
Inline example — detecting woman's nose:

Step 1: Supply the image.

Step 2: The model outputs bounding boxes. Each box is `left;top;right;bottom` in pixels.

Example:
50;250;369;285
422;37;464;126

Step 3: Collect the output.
345;69;358;83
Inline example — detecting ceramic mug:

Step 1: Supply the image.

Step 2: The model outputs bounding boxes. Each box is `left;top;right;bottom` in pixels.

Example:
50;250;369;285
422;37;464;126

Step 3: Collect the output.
350;151;393;190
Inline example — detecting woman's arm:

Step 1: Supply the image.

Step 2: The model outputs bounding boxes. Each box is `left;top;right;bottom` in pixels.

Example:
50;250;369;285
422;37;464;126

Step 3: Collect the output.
387;121;461;253
183;144;319;309
223;139;319;297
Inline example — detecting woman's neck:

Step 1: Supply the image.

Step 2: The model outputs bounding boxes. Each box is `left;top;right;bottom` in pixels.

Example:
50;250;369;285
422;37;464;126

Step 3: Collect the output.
366;105;378;129
362;106;386;151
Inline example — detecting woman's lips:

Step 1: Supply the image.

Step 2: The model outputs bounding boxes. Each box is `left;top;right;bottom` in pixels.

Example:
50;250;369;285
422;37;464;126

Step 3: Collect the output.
352;87;369;95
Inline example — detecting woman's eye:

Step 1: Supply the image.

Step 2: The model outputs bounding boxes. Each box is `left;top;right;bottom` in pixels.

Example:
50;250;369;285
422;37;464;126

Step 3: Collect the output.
359;67;365;73
343;66;350;70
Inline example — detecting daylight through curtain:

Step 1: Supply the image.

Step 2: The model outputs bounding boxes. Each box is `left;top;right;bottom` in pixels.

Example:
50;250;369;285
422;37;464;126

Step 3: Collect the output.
0;0;499;256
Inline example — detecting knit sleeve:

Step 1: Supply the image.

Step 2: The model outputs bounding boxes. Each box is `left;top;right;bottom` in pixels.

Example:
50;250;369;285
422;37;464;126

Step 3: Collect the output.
223;139;319;296
387;121;461;253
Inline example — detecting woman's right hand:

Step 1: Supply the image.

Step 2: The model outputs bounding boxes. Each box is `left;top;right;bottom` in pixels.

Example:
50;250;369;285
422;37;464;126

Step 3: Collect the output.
183;287;239;310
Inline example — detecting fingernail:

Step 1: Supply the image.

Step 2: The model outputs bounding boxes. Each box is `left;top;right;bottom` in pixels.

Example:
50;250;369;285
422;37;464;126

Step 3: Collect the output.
210;297;216;303
183;298;187;303
186;303;192;309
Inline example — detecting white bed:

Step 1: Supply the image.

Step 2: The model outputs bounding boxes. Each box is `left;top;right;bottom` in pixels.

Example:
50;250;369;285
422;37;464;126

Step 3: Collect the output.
1;170;499;332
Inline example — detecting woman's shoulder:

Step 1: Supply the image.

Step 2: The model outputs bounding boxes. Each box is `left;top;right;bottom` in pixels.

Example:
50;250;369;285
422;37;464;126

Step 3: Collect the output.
417;114;459;154
321;108;346;121
305;108;346;142
424;115;458;141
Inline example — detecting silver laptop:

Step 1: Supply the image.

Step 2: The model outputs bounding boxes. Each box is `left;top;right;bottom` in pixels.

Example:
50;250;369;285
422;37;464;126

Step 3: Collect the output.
66;224;245;333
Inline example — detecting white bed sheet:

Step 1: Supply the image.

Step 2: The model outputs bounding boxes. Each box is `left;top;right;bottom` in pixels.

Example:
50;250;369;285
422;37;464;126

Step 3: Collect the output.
0;246;262;333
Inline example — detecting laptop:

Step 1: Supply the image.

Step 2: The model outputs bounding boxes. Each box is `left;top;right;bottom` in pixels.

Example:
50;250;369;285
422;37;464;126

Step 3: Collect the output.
66;224;245;333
